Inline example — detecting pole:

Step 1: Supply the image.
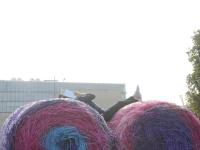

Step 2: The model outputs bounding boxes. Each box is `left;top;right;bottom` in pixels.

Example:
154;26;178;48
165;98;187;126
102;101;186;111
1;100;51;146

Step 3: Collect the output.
179;95;185;107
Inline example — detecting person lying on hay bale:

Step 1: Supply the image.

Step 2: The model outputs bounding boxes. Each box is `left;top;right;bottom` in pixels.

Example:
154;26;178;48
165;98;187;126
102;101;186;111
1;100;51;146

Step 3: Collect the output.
58;85;142;122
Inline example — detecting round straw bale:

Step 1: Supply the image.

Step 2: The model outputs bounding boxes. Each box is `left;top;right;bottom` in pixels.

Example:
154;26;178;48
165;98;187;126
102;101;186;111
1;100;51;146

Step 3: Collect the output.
0;98;112;150
108;101;200;150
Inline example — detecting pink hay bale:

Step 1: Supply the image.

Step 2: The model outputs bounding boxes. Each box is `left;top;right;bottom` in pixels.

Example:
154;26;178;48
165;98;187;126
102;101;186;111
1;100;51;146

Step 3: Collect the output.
1;98;112;150
108;100;200;150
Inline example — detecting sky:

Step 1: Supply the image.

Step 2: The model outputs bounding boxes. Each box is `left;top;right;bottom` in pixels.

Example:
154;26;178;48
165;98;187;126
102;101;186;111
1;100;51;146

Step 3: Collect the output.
0;0;200;106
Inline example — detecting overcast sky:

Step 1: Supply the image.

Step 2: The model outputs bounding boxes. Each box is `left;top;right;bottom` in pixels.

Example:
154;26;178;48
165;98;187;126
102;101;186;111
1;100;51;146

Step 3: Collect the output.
1;0;200;106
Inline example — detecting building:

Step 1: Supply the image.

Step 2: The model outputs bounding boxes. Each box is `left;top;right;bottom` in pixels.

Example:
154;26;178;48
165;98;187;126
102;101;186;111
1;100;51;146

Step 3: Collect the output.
0;79;126;129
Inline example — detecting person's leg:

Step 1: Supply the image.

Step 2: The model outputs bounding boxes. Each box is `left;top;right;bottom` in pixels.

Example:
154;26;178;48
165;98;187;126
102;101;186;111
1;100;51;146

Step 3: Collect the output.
84;100;105;115
103;96;138;122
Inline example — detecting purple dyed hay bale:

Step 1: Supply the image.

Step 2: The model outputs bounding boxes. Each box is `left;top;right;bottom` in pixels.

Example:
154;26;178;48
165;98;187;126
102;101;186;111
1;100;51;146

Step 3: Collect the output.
108;101;200;150
0;98;113;150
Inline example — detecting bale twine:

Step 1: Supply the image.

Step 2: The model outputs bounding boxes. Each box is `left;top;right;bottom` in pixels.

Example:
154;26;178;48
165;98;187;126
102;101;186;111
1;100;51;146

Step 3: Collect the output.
108;101;200;150
0;98;113;150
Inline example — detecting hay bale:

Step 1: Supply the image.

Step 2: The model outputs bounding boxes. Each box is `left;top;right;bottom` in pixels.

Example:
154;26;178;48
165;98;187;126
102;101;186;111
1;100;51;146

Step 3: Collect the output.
0;98;112;150
108;101;200;150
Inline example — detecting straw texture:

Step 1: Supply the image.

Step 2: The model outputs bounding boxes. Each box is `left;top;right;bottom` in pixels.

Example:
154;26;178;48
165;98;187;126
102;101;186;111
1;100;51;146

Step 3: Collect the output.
0;98;112;150
108;101;200;150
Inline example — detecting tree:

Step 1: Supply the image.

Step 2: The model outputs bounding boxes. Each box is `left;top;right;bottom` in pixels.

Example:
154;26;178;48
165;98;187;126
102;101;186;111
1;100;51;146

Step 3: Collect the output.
186;30;200;115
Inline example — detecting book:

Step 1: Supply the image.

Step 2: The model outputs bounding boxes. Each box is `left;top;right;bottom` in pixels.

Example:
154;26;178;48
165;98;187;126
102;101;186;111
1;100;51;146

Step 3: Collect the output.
60;88;75;99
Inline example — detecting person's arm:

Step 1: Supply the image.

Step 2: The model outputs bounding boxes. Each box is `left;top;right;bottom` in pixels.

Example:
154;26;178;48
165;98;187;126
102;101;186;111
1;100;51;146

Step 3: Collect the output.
73;91;95;102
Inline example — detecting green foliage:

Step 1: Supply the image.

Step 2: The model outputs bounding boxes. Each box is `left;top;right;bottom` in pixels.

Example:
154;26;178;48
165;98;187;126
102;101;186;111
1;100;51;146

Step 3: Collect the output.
186;30;200;115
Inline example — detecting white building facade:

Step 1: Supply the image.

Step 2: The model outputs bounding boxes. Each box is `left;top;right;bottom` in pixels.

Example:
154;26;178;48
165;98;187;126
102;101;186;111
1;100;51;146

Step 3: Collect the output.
0;79;126;129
